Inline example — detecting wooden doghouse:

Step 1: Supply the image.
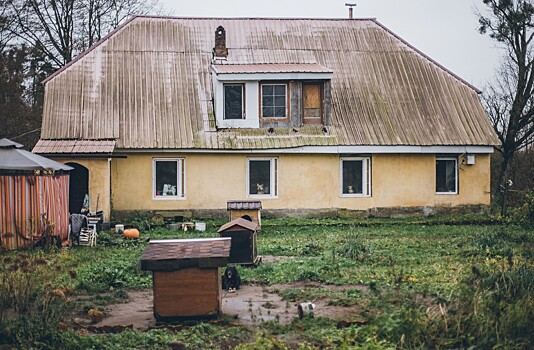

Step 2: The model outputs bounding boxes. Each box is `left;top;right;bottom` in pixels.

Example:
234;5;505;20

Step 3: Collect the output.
218;218;261;265
140;237;231;321
227;200;262;227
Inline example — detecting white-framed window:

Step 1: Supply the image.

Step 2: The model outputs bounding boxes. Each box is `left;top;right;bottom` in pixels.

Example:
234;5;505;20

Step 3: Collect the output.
261;83;288;119
436;156;458;194
153;158;185;199
340;157;371;197
224;83;245;120
247;158;278;197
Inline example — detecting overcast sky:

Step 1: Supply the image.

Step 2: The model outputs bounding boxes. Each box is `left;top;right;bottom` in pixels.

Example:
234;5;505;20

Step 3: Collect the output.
159;0;503;90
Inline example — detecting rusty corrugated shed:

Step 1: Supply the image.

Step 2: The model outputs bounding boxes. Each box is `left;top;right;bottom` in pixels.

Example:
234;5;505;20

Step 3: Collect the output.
39;17;500;150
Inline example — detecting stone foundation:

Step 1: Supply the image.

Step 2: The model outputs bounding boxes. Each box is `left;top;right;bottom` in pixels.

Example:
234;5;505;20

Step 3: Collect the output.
111;205;490;222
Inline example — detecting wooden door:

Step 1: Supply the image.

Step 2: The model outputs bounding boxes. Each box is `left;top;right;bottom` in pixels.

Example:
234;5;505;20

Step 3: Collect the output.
303;83;323;124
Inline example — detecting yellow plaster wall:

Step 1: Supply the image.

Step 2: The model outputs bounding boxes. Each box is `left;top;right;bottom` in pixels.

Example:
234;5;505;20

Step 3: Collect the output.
111;153;491;212
372;154;491;208
57;158;111;219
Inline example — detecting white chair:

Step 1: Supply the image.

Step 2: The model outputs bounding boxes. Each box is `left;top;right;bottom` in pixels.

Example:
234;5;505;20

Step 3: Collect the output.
79;227;96;247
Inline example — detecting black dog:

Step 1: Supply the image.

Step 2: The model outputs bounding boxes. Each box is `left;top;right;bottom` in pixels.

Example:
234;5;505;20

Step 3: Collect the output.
222;266;241;292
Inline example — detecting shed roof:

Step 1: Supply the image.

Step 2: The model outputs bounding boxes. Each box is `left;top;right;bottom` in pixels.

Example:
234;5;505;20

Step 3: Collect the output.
218;218;259;233
140;238;231;271
38;16;500;150
33;140;116;155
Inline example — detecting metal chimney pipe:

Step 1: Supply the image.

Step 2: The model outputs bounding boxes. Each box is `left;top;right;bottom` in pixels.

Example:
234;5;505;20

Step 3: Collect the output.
345;3;356;19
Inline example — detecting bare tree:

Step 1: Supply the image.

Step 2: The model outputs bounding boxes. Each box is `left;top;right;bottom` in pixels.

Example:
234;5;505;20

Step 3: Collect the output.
78;0;161;51
0;0;16;50
6;0;162;67
479;0;534;192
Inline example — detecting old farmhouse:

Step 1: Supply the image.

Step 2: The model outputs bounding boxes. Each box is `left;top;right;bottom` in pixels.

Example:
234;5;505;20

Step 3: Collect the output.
33;16;500;220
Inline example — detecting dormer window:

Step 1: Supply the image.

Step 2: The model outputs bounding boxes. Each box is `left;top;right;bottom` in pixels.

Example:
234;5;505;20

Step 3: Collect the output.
224;84;244;119
211;63;332;129
261;83;288;119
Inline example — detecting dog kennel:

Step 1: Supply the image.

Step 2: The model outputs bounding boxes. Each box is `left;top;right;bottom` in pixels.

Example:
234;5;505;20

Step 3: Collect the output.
218;218;261;265
227;200;262;227
140;237;231;321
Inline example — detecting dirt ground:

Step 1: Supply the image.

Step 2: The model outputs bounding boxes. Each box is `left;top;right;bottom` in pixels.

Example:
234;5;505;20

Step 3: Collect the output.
92;282;367;330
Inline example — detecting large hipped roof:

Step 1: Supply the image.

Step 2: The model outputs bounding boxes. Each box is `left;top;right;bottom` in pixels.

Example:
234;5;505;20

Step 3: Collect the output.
39;16;499;150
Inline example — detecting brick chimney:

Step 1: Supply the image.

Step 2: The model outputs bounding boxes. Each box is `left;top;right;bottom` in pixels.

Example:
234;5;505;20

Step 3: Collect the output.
214;26;228;59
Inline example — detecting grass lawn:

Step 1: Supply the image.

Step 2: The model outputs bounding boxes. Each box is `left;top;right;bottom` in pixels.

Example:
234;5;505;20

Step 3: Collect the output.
0;217;533;349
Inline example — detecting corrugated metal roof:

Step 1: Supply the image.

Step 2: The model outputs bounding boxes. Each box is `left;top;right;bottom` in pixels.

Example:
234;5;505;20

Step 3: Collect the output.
39;17;500;150
33;140;116;154
213;63;333;74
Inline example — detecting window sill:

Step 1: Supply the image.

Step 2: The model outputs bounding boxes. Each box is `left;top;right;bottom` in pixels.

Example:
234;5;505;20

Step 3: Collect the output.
247;194;277;199
153;196;187;201
260;117;290;121
435;192;458;195
340;194;371;198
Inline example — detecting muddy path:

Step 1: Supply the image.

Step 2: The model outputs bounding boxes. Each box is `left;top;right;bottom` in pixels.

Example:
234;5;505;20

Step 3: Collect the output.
91;281;367;330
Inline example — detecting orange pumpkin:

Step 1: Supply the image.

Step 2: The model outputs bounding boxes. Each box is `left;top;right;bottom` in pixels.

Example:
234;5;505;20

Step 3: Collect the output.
123;228;140;239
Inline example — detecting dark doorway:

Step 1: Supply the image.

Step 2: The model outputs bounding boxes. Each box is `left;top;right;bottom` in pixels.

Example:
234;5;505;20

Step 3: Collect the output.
67;163;89;214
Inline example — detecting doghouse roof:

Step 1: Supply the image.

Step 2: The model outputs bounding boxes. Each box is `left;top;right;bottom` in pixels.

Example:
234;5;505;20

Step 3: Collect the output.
140;237;231;271
227;200;262;211
217;218;259;233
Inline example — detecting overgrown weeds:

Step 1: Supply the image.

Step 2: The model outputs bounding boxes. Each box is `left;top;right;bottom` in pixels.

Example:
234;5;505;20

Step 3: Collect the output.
0;219;532;349
0;252;72;346
360;258;534;349
334;237;372;261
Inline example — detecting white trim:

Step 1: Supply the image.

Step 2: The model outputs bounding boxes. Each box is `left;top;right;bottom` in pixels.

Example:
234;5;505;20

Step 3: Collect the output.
435;156;458;195
214;72;333;81
150;237;231;244
121;145;495;155
152;158;186;200
340;157;371;197
213;79;259;129
246;157;278;198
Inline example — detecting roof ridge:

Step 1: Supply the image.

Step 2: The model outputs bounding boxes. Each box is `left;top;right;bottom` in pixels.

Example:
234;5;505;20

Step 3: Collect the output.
134;15;377;21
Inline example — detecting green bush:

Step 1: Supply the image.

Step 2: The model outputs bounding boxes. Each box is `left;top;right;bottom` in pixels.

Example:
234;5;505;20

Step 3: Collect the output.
508;192;534;227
